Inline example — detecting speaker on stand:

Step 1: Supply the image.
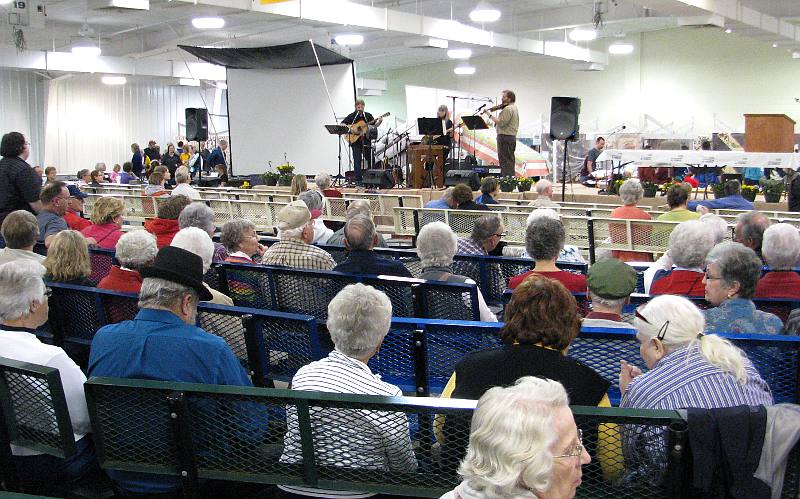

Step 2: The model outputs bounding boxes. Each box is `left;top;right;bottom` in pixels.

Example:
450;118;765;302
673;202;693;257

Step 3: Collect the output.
549;97;581;202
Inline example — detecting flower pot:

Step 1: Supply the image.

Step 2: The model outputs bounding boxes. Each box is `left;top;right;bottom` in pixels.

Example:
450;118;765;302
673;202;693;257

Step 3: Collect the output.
764;192;782;203
741;190;757;202
265;177;278;186
643;188;658;198
278;177;292;186
500;185;516;192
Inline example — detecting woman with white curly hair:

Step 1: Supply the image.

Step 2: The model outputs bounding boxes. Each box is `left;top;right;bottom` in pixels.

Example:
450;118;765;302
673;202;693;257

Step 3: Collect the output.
440;377;590;499
609;179;653;262
97;230;157;294
755;223;800;299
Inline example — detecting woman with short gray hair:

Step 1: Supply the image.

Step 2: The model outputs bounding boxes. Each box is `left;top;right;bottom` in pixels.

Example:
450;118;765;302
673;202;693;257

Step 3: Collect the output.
703;242;783;334
417;221;497;322
609;179;653;262
755;223;800;299
98;230;157;294
647;220;714;296
0;210;44;265
178;202;227;262
221;219;265;264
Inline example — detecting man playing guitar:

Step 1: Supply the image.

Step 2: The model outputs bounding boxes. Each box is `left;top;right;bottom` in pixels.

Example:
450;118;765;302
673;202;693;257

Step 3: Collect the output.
341;99;384;185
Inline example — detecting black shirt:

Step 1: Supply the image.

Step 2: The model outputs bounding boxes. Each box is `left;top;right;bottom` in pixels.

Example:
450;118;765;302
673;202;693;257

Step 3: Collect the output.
581;147;602;176
0;156;42;226
162;153;181;173
333;250;413;279
143;147;161;161
342;111;374;146
433;119;454;148
457;200;490;211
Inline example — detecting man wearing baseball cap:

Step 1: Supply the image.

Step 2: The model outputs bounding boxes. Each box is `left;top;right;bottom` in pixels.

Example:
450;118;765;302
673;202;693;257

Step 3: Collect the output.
583;258;638;330
63;184;90;231
262;200;336;270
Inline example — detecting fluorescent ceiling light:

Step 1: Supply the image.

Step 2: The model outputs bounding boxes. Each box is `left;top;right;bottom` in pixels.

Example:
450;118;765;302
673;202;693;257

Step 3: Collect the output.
569;28;597;42
334;34;364;46
454;64;476;75
192;17;225;29
72;39;101;57
179;78;201;87
447;48;472;59
101;76;126;85
216;81;227;90
469;2;501;23
608;42;634;55
773;43;779;48
724;28;732;34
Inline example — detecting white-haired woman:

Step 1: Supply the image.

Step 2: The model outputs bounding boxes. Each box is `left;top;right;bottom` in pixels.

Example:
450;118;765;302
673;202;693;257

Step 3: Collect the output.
417;221;497;322
644;220;715;296
297;190;333;244
440;377;590;499
171;227;232;305
178;202;228;263
618;295;772;482
98;230;157;294
503;208;585;264
609;179;653;262
699;213;729;245
314;171;341;199
755;223;800;299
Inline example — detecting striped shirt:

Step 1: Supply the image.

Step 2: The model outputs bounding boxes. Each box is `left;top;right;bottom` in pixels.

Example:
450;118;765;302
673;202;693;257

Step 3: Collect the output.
280;350;418;497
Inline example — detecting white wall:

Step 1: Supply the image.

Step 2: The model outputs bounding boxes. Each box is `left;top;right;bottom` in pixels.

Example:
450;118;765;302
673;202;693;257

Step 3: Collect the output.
0;70;46;165
363;27;800;138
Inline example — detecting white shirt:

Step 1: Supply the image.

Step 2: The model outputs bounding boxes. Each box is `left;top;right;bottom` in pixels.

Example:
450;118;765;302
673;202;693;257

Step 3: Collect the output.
0;248;45;266
0;329;90;456
312;218;333;245
171;183;202;200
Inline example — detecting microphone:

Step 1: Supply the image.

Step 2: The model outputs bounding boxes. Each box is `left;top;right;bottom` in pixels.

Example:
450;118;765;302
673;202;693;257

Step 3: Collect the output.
477;103;487;112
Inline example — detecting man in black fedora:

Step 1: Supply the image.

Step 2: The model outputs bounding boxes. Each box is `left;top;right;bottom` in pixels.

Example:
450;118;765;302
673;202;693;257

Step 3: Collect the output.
88;246;256;496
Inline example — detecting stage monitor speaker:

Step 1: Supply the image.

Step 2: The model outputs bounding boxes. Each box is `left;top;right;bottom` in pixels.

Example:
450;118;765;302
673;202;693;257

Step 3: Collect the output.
445;169;480;191
185;108;209;142
363;169;394;189
549;97;581;141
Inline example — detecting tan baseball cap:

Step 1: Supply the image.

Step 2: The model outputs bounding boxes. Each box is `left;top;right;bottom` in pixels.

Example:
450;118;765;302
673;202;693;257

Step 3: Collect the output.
277;200;311;231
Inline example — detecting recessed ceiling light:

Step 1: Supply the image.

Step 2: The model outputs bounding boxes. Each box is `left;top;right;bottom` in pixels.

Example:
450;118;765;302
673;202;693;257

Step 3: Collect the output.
101;76;126;85
72;38;101;57
773;43;779;48
454;64;476;75
608;42;634;55
447;48;472;59
724;28;732;34
334;34;364;46
192;17;225;29
569;28;597;42
469;2;501;23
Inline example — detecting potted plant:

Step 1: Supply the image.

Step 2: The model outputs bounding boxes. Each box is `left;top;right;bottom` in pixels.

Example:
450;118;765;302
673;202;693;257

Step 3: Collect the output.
712;182;726;199
277;163;295;186
517;177;534;193
642;181;658;198
763;178;785;203
499;176;518;192
262;171;279;186
740;184;758;202
609;179;624;195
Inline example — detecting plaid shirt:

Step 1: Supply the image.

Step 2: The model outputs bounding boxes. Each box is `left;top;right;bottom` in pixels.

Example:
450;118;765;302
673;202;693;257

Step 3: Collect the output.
456;237;487;256
262;239;336;271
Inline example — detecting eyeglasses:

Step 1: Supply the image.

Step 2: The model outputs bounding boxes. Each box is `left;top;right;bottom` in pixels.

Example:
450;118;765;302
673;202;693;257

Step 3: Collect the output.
494;232;506;237
553;429;584;460
704;273;722;281
635;307;669;340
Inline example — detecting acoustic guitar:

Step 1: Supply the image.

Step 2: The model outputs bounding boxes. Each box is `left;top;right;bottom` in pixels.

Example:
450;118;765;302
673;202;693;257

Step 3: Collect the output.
346;112;390;145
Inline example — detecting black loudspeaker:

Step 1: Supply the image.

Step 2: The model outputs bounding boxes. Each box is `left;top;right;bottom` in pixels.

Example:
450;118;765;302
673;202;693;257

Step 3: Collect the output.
445;170;480;191
549;97;581;141
363;169;394;189
185;108;209;142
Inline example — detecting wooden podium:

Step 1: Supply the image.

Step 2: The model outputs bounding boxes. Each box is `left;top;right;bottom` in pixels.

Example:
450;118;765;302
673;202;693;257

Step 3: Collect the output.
744;114;795;152
410;144;445;188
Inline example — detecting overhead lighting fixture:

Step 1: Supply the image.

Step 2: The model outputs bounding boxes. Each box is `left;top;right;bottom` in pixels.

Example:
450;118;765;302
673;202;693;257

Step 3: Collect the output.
608;42;634;55
724;28;732;34
101;76;126;85
469;2;501;23
192;17;225;29
569;28;597;42
179;78;201;87
334;33;364;46
773;43;779;48
72;38;101;57
454;64;476;75
447;48;472;59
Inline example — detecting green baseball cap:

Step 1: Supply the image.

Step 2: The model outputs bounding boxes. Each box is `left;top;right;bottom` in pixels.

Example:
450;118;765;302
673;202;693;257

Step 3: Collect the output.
587;258;637;299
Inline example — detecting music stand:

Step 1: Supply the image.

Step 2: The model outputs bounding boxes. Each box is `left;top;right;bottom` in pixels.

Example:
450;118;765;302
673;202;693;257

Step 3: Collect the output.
325;124;351;186
418;118;446;189
461;116;489;167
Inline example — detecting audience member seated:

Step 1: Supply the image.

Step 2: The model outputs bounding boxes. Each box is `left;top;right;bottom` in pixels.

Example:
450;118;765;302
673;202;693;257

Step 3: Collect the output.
529;178;559;208
45;166;57;184
108;163;121;183
221;219;266;264
456;214;504;256
0;210;45;265
297;190;333;244
333;215;412;278
703;242;783;334
262;201;336;270
503;209;585;264
290;174;308;196
76;168;91;187
179;202;228;262
424;187;456;209
171;227;233;305
88;246;253;496
144;194;192;248
170;166;200;200
143;171;168;196
657;184;699;222
43;230;94;285
475;177;499;205
453;183;489;211
119;162;137;185
37;181;70;248
98;230;157;294
734;211;771;260
80;196;124;249
416;221;497;322
0;261;99;491
688;179;754;212
88;169;103;187
699;212;729;244
214;164;228;186
326;199;388;247
646;220;714;296
619;295;773;482
280;284;418;497
314;171;341;198
584;258;637;329
756;223;800;299
509;216;587;292
440;377;591;499
609;179;653;262
63;185;90;231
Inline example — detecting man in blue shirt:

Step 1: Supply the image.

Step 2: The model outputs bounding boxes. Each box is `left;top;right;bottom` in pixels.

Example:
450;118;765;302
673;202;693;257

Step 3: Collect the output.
88;246;255;495
333;215;412;278
687;179;754;211
424;187;457;209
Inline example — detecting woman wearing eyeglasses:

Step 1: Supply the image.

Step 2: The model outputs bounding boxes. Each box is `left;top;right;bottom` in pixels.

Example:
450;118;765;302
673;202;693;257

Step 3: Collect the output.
618;295;773;484
440;377;590;499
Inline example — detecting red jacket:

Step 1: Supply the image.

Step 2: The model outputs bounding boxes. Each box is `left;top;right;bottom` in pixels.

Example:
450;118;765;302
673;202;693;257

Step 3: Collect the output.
98;265;143;294
64;210;91;231
144;218;180;248
81;223;123;250
508;269;587;293
755;271;800;299
650;269;706;296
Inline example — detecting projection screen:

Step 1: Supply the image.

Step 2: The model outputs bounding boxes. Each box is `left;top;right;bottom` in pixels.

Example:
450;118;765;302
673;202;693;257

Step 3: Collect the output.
227;64;355;176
